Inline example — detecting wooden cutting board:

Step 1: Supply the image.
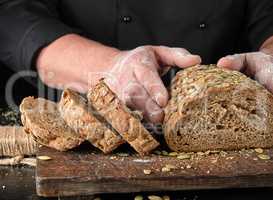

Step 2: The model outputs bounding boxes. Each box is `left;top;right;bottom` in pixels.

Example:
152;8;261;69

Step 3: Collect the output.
36;146;273;197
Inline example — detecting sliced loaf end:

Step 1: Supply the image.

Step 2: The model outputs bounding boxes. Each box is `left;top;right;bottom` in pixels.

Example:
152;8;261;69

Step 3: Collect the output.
20;97;83;151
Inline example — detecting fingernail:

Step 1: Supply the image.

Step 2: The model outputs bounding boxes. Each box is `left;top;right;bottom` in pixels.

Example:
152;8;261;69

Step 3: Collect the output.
155;93;168;107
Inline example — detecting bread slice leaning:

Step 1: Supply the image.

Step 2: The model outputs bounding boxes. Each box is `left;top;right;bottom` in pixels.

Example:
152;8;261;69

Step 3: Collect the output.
87;80;159;155
58;89;125;153
164;65;273;152
20;97;83;151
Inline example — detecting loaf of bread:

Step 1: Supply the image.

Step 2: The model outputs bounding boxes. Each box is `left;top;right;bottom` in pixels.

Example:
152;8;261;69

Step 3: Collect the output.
20;97;83;151
87;80;159;155
58;89;125;153
164;65;273;152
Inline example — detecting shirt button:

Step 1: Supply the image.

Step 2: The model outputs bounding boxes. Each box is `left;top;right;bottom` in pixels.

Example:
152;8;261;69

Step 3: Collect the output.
121;16;132;23
199;22;207;29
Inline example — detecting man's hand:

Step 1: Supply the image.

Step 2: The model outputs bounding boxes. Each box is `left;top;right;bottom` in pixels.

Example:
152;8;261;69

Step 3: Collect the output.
104;46;201;123
37;34;201;124
217;52;273;92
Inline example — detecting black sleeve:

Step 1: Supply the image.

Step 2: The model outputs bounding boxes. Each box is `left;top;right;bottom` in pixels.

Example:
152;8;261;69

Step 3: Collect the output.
246;0;273;51
0;0;80;72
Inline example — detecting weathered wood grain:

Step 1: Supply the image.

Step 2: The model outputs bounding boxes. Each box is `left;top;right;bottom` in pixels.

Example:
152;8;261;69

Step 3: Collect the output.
36;147;273;197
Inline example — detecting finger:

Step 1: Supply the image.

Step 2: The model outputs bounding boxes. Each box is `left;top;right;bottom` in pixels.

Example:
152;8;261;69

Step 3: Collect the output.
122;81;164;123
151;46;202;68
217;54;246;71
134;64;169;107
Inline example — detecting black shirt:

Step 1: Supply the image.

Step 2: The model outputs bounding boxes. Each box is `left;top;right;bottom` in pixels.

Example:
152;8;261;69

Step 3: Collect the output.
0;0;273;104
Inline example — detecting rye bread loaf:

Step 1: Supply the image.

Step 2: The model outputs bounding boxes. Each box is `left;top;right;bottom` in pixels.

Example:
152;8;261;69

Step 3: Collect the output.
20;97;83;151
87;80;159;155
58;89;125;153
164;65;273;152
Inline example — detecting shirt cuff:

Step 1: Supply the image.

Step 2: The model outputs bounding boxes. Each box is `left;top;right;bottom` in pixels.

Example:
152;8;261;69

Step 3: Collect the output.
16;19;81;71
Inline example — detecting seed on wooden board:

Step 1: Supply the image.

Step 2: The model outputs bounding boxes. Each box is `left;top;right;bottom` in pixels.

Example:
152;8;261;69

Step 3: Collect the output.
258;154;270;160
186;164;192;169
205;150;211;155
162;195;170;200
165;164;176;169
162;151;169;156
254;148;264;154
37;156;52;161
134;195;144;200
148;195;163;200
161;167;171;172
143;169;152;175
169;152;178;156
177;154;191;160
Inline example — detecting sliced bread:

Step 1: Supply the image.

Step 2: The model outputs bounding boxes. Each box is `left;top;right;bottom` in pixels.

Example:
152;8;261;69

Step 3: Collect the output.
20;97;83;151
58;89;125;153
87;80;159;155
164;65;273;152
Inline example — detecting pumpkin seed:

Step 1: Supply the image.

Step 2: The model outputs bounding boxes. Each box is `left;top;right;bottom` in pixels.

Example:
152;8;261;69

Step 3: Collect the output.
258;154;270;160
37;156;52;161
143;169;152;175
162;151;169;156
134;195;143;200
254;148;263;154
148;195;163;200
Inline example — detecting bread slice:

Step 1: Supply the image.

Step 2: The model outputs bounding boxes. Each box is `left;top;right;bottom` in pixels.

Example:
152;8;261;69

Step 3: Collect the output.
164;65;273;152
20;97;83;151
87;80;159;155
58;89;125;153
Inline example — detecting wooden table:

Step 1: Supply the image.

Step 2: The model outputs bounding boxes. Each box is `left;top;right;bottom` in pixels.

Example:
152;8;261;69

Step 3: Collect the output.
37;146;273;197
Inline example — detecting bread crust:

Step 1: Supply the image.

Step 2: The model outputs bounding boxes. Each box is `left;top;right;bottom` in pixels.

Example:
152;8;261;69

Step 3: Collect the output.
20;97;83;151
164;65;273;152
58;89;125;153
87;81;159;155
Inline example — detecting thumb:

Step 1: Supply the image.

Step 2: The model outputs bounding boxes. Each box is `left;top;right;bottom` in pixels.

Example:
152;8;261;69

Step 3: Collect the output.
217;54;246;71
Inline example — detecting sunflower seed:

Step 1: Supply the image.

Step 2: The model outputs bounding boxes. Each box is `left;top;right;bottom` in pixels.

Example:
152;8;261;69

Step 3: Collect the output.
143;169;152;175
148;195;163;200
254;148;263;154
37;156;52;161
258;154;270;160
134;195;143;200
